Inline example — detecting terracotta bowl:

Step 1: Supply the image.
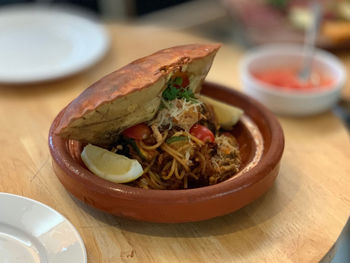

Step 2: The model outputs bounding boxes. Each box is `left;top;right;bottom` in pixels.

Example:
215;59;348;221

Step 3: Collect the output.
48;82;284;223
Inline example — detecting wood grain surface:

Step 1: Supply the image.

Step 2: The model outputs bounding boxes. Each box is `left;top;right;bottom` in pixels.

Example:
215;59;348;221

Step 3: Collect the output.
0;23;349;263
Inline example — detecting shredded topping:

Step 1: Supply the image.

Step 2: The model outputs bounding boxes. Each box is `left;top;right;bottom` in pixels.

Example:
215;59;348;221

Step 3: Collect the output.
150;98;203;131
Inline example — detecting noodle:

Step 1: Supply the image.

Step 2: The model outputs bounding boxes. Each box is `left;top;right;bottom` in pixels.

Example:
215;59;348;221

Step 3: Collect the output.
186;132;204;146
151;124;162;143
140;130;168;150
148;171;166;189
177;144;192;154
161;161;172;174
188;172;199;180
196;151;206;174
161;143;183;158
172;131;186;137
121;98;241;190
162;159;176;180
160;144;190;172
142;156;157;175
174;164;183;179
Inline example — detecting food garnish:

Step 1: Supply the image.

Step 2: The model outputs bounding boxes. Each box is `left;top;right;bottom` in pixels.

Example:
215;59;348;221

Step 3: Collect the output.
199;95;243;130
81;144;143;183
162;76;197;103
166;135;189;144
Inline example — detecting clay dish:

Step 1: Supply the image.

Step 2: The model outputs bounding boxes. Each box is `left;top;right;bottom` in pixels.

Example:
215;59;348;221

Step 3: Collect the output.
48;82;284;223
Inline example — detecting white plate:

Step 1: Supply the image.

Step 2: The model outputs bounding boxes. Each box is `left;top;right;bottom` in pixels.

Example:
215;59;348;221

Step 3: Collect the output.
0;5;109;83
0;193;87;263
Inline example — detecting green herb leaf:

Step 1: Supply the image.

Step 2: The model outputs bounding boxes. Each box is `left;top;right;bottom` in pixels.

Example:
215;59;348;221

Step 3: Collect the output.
180;88;197;102
166;136;189;144
162;86;179;101
162;76;198;102
174;77;183;86
121;136;146;160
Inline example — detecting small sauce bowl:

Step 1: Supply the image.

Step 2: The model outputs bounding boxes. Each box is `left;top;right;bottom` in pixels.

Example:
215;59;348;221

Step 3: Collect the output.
240;44;346;116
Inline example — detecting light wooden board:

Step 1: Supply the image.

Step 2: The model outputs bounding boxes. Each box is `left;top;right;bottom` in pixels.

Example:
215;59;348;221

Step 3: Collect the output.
0;23;349;263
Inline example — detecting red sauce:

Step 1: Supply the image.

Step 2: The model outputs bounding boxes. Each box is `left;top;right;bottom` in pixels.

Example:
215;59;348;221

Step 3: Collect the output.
253;68;334;91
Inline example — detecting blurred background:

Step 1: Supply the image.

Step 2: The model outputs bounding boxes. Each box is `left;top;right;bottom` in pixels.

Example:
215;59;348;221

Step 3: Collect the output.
0;0;349;48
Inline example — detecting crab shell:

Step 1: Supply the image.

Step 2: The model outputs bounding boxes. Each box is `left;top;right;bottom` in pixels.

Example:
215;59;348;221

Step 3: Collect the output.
55;43;221;146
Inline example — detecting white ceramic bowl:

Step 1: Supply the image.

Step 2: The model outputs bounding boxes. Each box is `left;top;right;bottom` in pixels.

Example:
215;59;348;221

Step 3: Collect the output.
240;44;346;116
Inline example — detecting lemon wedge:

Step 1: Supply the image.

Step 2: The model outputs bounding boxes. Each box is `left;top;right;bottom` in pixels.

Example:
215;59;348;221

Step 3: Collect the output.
200;95;243;130
81;144;143;183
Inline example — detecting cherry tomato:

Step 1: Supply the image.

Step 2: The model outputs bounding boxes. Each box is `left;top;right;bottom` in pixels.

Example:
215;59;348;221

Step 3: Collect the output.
172;71;190;88
190;124;215;143
122;123;151;140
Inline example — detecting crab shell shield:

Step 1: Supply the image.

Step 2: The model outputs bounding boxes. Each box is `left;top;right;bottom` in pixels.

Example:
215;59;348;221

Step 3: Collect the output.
55;44;221;146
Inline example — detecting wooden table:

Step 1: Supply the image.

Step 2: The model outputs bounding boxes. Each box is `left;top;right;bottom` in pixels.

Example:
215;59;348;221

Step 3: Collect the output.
0;23;349;263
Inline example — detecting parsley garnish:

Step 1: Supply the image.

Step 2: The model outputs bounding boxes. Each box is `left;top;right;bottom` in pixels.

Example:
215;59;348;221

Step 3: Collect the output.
174;77;183;86
162;86;179;101
180;89;197;102
162;76;197;102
